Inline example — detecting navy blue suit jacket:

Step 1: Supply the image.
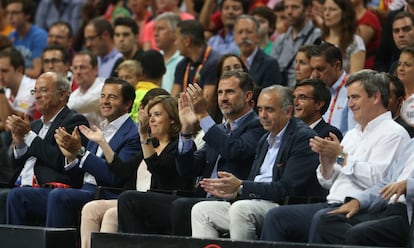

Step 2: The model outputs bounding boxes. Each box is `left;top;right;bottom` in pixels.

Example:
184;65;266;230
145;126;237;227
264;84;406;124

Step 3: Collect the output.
67;117;140;189
176;111;267;197
249;49;283;88
241;118;328;203
11;106;89;187
313;119;343;141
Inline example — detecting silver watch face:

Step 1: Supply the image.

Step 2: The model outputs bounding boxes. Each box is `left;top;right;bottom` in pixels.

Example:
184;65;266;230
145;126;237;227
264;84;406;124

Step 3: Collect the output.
77;147;86;156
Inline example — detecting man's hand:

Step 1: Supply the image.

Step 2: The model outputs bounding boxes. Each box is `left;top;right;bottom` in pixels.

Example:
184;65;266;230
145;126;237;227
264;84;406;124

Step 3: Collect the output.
380;180;407;204
79;125;105;145
328;199;360;218
6;114;31;145
54;127;81;162
310;132;342;178
200;171;243;199
178;92;197;133
186;83;208;120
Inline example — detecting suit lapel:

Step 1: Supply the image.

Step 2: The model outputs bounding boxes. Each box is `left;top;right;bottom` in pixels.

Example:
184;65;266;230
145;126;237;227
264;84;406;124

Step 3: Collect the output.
273;119;295;179
107;118;133;153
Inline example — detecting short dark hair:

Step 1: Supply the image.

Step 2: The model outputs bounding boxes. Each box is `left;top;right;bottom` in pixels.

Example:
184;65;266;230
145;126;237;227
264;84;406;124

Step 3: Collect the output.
6;0;35;21
42;44;70;64
74;50;98;68
114;17;139;35
220;70;254;93
177;20;205;46
49;21;73;38
310;43;343;69
346;70;390;109
0;47;25;70
88;17;114;38
393;11;414;26
250;6;276;35
297;45;315;60
104;77;136;112
140;49;166;79
295;78;331;115
141;88;170;107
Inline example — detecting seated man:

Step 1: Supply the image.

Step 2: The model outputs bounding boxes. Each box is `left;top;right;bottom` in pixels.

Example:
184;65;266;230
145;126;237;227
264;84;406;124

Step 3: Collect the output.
118;71;266;236
191;84;327;240
293;78;343;139
315;138;414;247
7;77;140;227
260;70;410;243
5;72;89;224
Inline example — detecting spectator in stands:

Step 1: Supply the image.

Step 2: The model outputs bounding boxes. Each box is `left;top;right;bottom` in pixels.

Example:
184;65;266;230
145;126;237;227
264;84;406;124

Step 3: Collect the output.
129;50;165;123
41;45;71;82
170;20;220;115
5;72;89;225
47;21;76;65
113;17;144;61
80;93;192;248
84;17;123;78
389;12;414;73
117;59;143;88
250;6;276;55
206;0;247;56
351;0;381;69
68;51;105;127
397;47;414;128
118;71;266;236
294;79;343;139
314;138;414;247
7;77;140;228
0;35;12;51
0;0;13;36
309;43;355;134
142;0;194;50
321;0;365;74
272;1;289;41
35;0;84;34
295;45;314;83
234;15;282;88
154;12;183;93
271;0;320;87
375;2;414;72
6;0;47;78
191;84;326;241
261;70;410;243
387;73;414;137
0;48;36;148
127;0;153;48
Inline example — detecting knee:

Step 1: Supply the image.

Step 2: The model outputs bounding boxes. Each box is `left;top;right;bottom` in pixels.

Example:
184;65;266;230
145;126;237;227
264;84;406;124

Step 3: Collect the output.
229;200;252;220
82;201;104;222
48;188;67;203
191;201;208;221
102;207;118;224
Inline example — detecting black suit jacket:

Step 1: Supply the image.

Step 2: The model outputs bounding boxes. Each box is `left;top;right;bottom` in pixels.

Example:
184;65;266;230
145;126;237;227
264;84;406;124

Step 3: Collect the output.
10;106;89;187
176;111;267;197
249;49;283;88
313;119;343;141
241;118;328;203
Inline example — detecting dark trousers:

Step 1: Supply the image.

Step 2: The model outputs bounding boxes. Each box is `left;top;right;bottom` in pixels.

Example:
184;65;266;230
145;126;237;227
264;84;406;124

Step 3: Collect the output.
316;203;409;247
7;184;97;227
261;202;341;242
0;188;10;224
118;191;207;236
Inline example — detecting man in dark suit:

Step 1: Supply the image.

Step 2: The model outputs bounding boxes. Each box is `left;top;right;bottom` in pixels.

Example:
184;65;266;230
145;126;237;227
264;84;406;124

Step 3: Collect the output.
234;15;283;88
4;72;89;224
118;71;266;236
191;84;327;240
7;77;141;227
294;78;343;140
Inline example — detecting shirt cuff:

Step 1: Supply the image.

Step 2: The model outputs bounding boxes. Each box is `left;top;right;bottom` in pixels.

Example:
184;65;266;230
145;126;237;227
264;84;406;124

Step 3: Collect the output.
24;130;37;147
339;155;355;175
199;115;215;133
178;136;193;154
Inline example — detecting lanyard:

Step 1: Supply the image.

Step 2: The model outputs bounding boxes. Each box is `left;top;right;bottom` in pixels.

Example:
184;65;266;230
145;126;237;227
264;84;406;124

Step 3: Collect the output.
327;75;347;124
183;46;211;90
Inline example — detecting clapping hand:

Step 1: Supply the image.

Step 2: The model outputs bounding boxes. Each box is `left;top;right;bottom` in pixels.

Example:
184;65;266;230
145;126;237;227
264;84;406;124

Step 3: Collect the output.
55;127;81;162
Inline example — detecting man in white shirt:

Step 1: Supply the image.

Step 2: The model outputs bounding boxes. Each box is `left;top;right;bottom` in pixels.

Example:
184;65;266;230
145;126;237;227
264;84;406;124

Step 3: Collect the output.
68;51;105;127
260;69;410;243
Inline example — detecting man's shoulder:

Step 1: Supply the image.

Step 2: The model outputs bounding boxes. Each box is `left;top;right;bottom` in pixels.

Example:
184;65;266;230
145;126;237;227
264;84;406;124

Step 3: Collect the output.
289;118;317;138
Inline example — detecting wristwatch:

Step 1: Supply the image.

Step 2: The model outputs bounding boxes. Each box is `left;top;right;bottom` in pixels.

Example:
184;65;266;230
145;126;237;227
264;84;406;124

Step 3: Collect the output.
336;152;347;165
77;146;86;159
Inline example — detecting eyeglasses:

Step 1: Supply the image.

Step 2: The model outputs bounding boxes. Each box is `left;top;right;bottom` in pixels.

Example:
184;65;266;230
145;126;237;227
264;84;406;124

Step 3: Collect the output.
30;87;62;96
293;94;315;101
42;58;63;65
84;34;101;42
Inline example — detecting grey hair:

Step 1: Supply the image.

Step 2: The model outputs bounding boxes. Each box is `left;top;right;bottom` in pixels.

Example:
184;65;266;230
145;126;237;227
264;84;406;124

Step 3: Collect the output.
235;14;260;32
155;12;181;31
261;85;294;113
346;69;390;108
